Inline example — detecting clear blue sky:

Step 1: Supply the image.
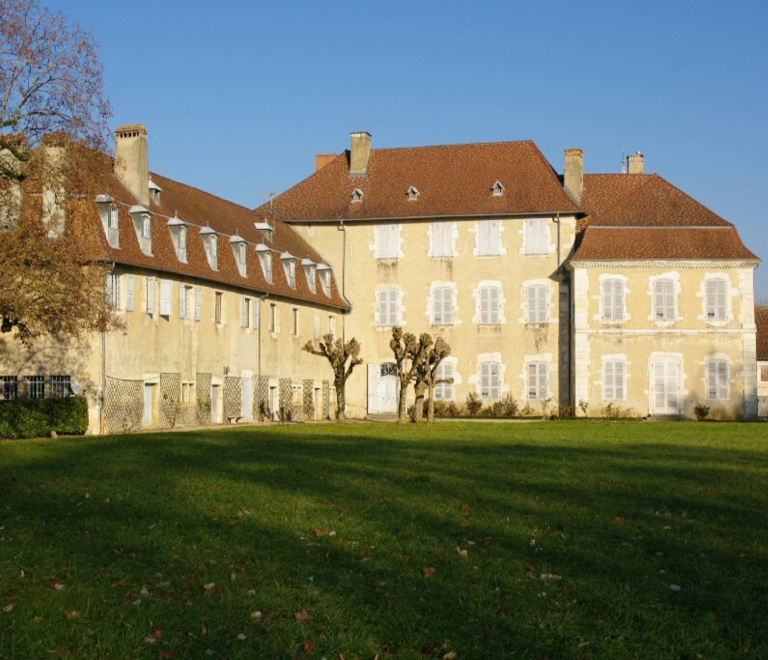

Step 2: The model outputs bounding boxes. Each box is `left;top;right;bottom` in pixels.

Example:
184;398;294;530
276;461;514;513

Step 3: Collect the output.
49;0;768;299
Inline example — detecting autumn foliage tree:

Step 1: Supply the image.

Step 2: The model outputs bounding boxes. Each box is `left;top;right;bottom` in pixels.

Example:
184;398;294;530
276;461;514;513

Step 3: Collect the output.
302;334;363;420
0;0;115;343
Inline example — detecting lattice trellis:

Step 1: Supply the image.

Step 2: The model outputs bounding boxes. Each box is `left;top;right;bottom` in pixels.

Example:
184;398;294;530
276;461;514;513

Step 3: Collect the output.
323;380;330;419
104;376;143;434
224;376;242;420
256;375;270;419
196;373;212;425
303;379;314;420
159;373;181;428
279;378;292;420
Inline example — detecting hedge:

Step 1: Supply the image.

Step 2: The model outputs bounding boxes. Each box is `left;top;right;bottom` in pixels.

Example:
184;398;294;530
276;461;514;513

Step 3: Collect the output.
0;396;89;439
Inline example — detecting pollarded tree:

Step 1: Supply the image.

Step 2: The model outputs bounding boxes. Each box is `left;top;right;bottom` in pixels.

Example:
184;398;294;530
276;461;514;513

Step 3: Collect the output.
424;336;452;423
390;326;432;423
303;334;363;421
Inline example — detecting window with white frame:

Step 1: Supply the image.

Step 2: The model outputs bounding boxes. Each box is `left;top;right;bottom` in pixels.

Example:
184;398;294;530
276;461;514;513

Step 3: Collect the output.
146;277;156;315
318;267;331;296
434;362;455;401
478;285;501;324
477;219;501;256
304;263;317;294
653;278;676;322
0;376;18;400
524;218;549;255
432;286;454;325
106;205;119;248
377;223;399;259
179;284;191;319
50;375;71;398
603;359;626;401
705;278;728;322
526;284;548;323
259;250;273;283
214;292;224;324
159;279;172;316
26;375;45;399
377;289;400;327
194;286;202;321
431;222;453;257
238;242;247;266
602;278;625;322
283;257;297;289
106;272;121;309
251;297;259;328
269;303;278;332
176;225;188;262
707;359;729;401
203;232;218;270
480;362;500;402
241;296;251;328
125;274;135;312
527;362;548;401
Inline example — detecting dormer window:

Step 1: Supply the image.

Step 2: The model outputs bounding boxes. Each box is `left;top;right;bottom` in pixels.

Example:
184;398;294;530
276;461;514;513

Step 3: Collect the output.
201;227;218;270
255;221;274;242
491;181;505;197
302;259;317;294
318;264;332;297
129;205;152;255
351;188;364;203
256;244;273;283
281;253;297;289
148;178;162;205
230;235;248;277
96;195;119;248
406;186;419;201
167;214;188;262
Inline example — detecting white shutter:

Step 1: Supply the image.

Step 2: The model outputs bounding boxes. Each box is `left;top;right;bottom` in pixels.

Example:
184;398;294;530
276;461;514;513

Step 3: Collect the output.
253;299;260;329
489;287;500;323
527;363;537;400
537;363;548;400
105;273;114;306
241;297;249;328
194;286;202;321
527;285;548;323
147;277;156;314
159;279;172;316
604;361;615;400
480;287;489;323
716;280;727;321
707;362;717;400
478;220;491;255
377;291;384;325
706;279;727;321
718;361;728;400
603;279;624;322
389;290;398;325
527;286;537;323
378;224;398;259
179;285;187;319
126;274;135;311
668;362;680;410
367;363;380;414
654;360;666;410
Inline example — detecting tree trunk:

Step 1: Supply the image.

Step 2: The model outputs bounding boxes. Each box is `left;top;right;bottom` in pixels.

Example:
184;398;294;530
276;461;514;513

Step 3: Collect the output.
427;381;436;423
397;379;409;423
414;381;426;422
335;381;346;421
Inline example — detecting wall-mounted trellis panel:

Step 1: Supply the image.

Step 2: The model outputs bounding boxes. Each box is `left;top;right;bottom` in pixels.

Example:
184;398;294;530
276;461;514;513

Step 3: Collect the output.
159;372;181;428
196;373;212;425
323;380;330;419
224;376;242;420
104;376;143;434
279;378;292;420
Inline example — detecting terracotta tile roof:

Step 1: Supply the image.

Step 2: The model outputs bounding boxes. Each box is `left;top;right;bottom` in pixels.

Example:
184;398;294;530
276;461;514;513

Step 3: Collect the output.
256;141;581;222
756;306;768;361
89;162;349;311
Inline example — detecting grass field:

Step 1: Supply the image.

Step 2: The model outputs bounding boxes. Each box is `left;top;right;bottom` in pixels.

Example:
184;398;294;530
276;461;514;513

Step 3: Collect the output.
1;421;767;659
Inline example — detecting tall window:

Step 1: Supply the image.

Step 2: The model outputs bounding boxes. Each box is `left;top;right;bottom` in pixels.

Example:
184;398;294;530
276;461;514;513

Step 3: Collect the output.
214;292;223;324
207;234;218;270
238;243;247;266
480;362;500;402
27;375;45;399
284;259;297;288
125;274;135;312
432;286;453;325
241;297;251;328
479;285;501;324
260;251;273;283
526;284;548;323
477;219;501;256
194;286;202;321
603;359;626;401
431;222;453;257
707;360;729;401
377;289;399;326
140;214;151;239
319;268;331;296
602;278;625;322
653;278;676;322
762;365;768;382
292;308;300;336
146;277;156;315
159;279;172;316
106;206;119;247
705;278;727;322
106;272;121;309
177;225;188;262
377;223;399;258
434;362;455;401
269;303;278;332
179;284;192;319
527;362;548;401
524;218;549;255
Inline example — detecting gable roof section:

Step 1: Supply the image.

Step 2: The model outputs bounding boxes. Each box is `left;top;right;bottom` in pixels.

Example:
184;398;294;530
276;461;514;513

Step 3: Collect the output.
256;140;580;222
756;306;768;361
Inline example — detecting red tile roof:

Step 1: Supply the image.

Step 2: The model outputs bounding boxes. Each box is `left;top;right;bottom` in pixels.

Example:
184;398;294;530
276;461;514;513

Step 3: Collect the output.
756;306;768;361
255;141;581;222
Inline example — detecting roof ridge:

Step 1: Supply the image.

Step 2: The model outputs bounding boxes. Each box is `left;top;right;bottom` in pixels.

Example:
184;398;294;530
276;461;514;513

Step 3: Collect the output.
369;139;536;153
151;171;259;217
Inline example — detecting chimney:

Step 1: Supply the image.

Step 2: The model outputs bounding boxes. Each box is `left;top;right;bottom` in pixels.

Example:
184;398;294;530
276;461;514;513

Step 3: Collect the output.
42;133;68;237
349;131;371;175
114;124;149;206
627;151;644;175
315;154;336;171
564;148;584;204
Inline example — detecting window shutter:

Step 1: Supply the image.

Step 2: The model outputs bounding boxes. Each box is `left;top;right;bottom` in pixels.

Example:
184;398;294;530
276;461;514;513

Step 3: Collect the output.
241;297;248;328
194;286;202;321
654;361;666;409
159;279;172;316
147;277;156;314
707;362;717;400
537;363;547;400
179;285;187;319
253;299;260;329
367;363;380;414
489;287;499;323
604;361;615;400
125;274;134;311
615;361;625;400
478;220;490;255
716;280;727;321
389;290;398;325
379;224;398;258
718;361;728;400
527;363;537;400
105;273;114;306
603;281;613;321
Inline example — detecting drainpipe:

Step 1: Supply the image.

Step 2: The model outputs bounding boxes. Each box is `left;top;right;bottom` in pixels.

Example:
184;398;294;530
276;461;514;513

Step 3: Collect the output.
337;218;347;343
100;329;106;434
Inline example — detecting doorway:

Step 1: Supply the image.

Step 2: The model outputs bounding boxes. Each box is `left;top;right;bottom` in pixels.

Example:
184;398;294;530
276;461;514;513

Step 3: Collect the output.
143;383;155;427
379;363;398;414
652;358;682;415
211;384;221;423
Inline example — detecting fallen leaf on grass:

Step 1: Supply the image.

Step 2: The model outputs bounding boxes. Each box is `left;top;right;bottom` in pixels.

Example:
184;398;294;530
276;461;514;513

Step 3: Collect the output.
669;584;682;592
236;633;247;641
460;503;471;513
62;610;80;620
443;653;458;660
161;652;178;658
295;609;312;623
613;516;625;524
422;567;437;578
250;611;262;621
2;604;13;613
456;547;468;559
540;574;561;581
152;629;164;640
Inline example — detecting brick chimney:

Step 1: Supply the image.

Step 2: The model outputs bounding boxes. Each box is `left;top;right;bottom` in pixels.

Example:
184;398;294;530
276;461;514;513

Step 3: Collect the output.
114;124;149;206
564;148;584;204
315;154;336;171
627;151;644;174
350;131;371;175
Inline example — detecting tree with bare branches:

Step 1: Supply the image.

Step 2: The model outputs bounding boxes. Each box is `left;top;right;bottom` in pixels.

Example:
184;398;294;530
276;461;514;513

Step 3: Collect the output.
0;0;115;343
303;334;363;420
390;326;432;423
424;336;452;423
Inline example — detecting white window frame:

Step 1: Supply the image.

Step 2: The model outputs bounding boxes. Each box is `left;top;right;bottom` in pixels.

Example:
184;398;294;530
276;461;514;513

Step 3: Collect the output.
480;361;500;402
179;284;190;320
106;205;119;248
430;221;454;258
241;296;251;329
159;279;172;316
706;358;730;401
177;225;188;263
125;274;135;312
377;223;400;259
146;276;156;315
705;278;728;323
524;218;550;255
434;361;455;401
479;285;501;324
602;358;627;401
527;362;549;401
477;219;502;256
377;289;400;327
318;268;331;296
526;284;549;324
260;251;273;283
653;278;676;323
432;286;454;326
602;278;626;323
106;272;121;309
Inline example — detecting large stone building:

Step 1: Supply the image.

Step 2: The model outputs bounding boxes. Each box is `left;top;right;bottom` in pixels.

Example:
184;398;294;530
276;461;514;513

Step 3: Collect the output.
0;126;764;432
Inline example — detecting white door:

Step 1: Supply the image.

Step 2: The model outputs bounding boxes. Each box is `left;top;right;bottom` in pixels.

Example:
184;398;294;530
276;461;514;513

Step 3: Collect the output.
269;386;278;421
378;363;398;413
241;377;254;422
652;358;681;415
211;385;221;423
143;384;154;427
759;397;768;418
314;388;322;420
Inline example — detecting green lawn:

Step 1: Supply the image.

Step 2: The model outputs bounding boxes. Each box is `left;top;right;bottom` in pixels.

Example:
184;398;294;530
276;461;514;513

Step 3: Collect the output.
1;421;767;659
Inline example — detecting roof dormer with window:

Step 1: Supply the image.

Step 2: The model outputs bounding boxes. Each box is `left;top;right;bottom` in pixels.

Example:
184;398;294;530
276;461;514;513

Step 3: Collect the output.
96;194;120;248
230;234;248;277
254;221;274;243
302;258;317;294
351;188;364;203
317;263;332;297
129;204;152;255
200;226;218;270
281;252;297;289
256;244;273;283
167;214;189;263
406;186;420;201
491;180;505;197
148;178;162;205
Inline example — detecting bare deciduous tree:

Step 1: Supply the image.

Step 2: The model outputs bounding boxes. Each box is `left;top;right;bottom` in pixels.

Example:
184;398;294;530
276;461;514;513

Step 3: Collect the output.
390;326;431;423
303;334;363;421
